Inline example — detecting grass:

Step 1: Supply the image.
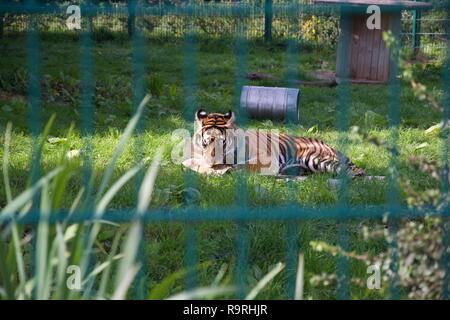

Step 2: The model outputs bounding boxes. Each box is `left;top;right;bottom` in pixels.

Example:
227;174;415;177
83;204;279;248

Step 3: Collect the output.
0;33;446;299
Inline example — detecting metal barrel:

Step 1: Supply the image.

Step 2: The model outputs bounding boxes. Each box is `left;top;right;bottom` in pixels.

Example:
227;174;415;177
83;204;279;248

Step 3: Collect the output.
240;85;300;123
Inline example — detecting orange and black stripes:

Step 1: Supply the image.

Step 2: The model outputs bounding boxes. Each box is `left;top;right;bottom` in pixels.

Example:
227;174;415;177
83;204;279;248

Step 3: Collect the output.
201;114;230;126
195;110;365;177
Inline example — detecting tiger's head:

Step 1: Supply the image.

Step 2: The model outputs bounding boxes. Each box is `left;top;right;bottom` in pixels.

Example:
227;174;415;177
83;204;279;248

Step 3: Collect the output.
194;109;236;167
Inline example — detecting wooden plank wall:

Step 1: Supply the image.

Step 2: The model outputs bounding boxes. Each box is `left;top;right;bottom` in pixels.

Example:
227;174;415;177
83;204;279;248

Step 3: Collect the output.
349;13;391;82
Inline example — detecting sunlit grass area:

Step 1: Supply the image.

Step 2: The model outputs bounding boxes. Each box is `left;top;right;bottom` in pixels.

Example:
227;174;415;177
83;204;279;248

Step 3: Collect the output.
0;35;446;299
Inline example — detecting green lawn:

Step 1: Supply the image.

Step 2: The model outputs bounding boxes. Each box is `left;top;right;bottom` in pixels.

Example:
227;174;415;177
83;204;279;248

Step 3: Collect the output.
0;35;445;299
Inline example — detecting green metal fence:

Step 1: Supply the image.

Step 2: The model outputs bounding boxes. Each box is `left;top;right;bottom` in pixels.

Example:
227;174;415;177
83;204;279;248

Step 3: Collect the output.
402;0;450;55
1;0;448;55
0;0;449;300
0;0;336;49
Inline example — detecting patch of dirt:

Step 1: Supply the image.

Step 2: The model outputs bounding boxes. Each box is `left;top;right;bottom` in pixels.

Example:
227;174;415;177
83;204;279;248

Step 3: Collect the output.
0;90;26;102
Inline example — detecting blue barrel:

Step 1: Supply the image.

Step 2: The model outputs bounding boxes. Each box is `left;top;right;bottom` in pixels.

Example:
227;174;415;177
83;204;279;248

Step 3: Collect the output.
240;85;300;123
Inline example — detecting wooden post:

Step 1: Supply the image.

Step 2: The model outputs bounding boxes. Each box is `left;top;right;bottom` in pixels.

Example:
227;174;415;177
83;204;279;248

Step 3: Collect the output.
264;0;273;42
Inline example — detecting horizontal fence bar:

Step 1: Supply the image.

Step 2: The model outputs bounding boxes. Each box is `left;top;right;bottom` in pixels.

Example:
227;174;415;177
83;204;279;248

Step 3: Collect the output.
403;32;450;35
0;3;335;16
416;18;450;21
0;205;446;225
2;2;441;17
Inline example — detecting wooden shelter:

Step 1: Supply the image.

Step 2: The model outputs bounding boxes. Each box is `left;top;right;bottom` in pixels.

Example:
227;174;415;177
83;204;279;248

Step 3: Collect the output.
314;0;432;84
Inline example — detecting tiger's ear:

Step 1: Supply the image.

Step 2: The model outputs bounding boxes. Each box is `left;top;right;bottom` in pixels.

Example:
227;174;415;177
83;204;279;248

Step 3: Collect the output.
224;110;235;124
196;109;208;121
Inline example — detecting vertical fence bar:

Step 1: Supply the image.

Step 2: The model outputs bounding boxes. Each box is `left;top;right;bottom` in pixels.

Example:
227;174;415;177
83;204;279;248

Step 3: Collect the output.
234;19;249;300
285;221;299;299
27;0;42;299
0;13;4;38
336;6;351;300
185;222;198;290
444;220;450;299
264;0;272;42
27;1;42;185
387;12;402;300
183;21;199;291
235;222;249;299
75;2;96;298
412;9;422;55
129;0;148;300
441;4;450;299
284;1;301;300
80;2;94;206
441;62;449;299
128;1;136;37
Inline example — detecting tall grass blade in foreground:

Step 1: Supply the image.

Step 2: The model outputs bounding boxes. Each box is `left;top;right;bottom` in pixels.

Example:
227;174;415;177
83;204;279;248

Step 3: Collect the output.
0;95;165;300
245;262;285;300
295;253;304;300
113;149;162;299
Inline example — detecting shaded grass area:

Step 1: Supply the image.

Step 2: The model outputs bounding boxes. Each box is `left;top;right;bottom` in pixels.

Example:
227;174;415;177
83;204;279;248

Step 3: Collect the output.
0;35;445;299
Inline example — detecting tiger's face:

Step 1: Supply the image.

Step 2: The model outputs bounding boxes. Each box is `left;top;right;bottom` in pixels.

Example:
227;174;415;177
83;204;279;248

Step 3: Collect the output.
194;109;236;166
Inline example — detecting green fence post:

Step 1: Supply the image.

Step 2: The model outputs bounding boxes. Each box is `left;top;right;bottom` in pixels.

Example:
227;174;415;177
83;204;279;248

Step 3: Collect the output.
412;9;422;55
264;0;273;42
0;14;4;39
128;1;136;37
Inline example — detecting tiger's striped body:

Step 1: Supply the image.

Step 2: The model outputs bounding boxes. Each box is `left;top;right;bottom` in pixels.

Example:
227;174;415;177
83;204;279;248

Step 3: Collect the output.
194;110;365;177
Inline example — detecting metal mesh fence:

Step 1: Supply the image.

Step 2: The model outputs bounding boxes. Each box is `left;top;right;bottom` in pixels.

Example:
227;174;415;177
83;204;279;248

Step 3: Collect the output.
0;1;448;54
0;1;336;43
401;1;450;56
0;0;449;300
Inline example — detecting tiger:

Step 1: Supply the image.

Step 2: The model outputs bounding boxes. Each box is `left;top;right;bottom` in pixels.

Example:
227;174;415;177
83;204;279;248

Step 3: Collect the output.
192;109;365;177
